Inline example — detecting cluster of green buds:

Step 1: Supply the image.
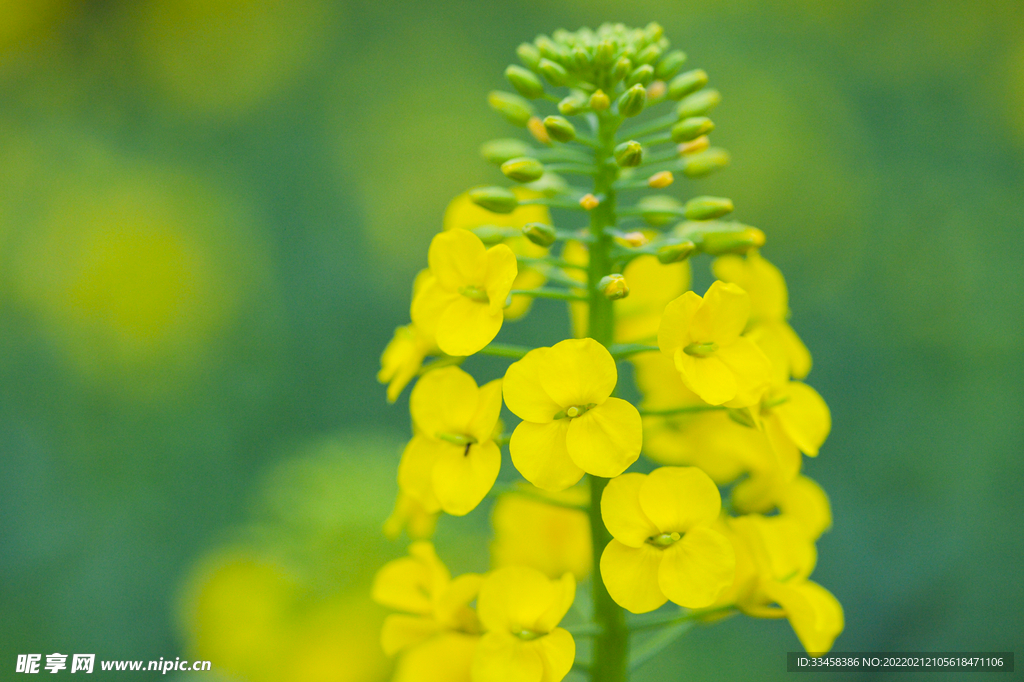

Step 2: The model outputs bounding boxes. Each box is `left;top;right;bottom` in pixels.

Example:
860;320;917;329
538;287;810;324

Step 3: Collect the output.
475;21;756;283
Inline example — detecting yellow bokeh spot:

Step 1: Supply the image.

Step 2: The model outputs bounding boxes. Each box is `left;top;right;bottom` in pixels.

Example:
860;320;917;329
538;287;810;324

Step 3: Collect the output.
0;0;69;61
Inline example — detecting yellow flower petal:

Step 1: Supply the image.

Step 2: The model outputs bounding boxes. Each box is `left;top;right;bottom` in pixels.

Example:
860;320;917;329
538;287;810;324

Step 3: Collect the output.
484;244;518;313
469;379;504;444
503;348;562;423
537;338;617;408
616;255;690;344
491;493;592;580
599;540;667;614
565;398;642;478
410;366;482;437
530;628;575;682
712;253;788;322
657;526;735;608
689;281;749;345
437;573;485;633
394;632;478;682
472;632;543;682
380;614;441;655
638;467;722;533
657;291;702;354
777;475;833;540
761;580;844;654
477;566;560;635
773;381;831;456
371;541;449;614
411;275;460;337
397;436;443;512
432;440;501;516
600;473;660;548
772;320;812;379
534;573;576;633
716;337;773;408
509;420;584;491
674;349;737;406
429;229;486;291
436;295;504;356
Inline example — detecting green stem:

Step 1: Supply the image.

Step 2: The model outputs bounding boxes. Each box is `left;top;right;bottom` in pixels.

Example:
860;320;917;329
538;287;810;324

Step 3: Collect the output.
628;621;694;672
587;109;630;682
509;287;588;301
518;256;589;270
476;343;531;359
416;355;465;375
637;405;726;417
608;343;660;360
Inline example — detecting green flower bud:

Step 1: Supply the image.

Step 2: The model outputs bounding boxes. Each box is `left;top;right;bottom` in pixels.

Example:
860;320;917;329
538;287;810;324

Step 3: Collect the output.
535;35;564;61
667;69;708;100
656;240;696;264
617;83;647;117
505;65;545;99
684;195;734;220
612;56;632;82
480;138;532;165
676;89;721;118
523;222;556;247
558;91;588;115
516;43;541;71
471;225;514;245
589;89;610;111
596;40;615;66
538;58;569;86
598;274;629;300
645;21;665;43
675;221;765;255
655;50;687;80
614;140;643;167
543;116;576;143
636;43;662;65
488;90;534;127
681;148;730;178
501;157;545;183
627;64;655;87
572;46;591;71
525;172;568;196
469;186;519;214
671;117;715;143
638;195;683;226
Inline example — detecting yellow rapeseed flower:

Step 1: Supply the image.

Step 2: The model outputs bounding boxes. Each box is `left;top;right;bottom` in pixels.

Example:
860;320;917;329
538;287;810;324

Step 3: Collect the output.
716;515;843;654
599;467;735;613
658;280;773;406
411;229;517;356
398;367;502;516
472;566;576;682
372;542;482;682
383;490;440;541
713;252;812;379
731;474;833;541
443;189;552;320
378;322;438;403
503;338;642;490
490;486;591;580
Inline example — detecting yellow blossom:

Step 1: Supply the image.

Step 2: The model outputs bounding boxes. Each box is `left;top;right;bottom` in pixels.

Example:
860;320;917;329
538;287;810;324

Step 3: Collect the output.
713;252;812;379
398;367;502;516
503;338;642;490
599;467;735;613
411;229;517;357
372;542;482;682
716;515;843;654
657;280;773;406
472;566;576;682
443;190;552;320
378;323;438;403
731;474;832;541
491;486;591;580
384;490;440;541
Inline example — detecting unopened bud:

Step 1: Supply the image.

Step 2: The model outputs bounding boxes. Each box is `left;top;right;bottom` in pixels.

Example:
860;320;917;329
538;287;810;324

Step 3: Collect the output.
596;41;615;66
638;195;682;226
648;171;674;188
646;80;667;102
538;58;569;86
572;46;591;71
676;89;721;118
627;64;655;87
614;140;643;167
488;90;534;127
612;56;632;82
636;44;663;65
527;116;551;144
644;21;665;42
579;194;600;210
656;240;696;263
516;43;541;70
667;69;708;100
684;196;734;220
481;138;532;165
589;89;610;111
505;65;545;99
655;50;687;80
471;226;512;245
469;186;519;214
523;222;557;247
617;231;649;247
501;157;545;183
700;226;765;254
558;91;588;115
543;116;576;143
672;116;715;143
678;136;711;156
536;35;564;61
617;84;647;117
682;147;729;177
599;274;629;300
525;172;568;196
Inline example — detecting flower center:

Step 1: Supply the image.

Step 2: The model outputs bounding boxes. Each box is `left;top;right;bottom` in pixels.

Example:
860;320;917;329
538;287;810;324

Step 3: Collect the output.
683;341;718;358
458;285;489;303
646;531;682;548
554;403;596;420
436;432;478;447
513;628;545;641
761;393;790;411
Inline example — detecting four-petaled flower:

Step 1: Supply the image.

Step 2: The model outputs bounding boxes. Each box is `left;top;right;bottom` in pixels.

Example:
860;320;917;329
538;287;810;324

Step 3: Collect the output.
412;229;518;357
503;338;642;491
600;467;735;613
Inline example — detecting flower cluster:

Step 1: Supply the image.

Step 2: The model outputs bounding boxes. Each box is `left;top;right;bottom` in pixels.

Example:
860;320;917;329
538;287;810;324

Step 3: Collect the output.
375;22;843;682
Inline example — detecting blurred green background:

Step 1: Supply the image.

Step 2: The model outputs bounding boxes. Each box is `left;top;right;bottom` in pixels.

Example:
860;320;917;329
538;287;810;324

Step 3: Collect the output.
1;0;1021;680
